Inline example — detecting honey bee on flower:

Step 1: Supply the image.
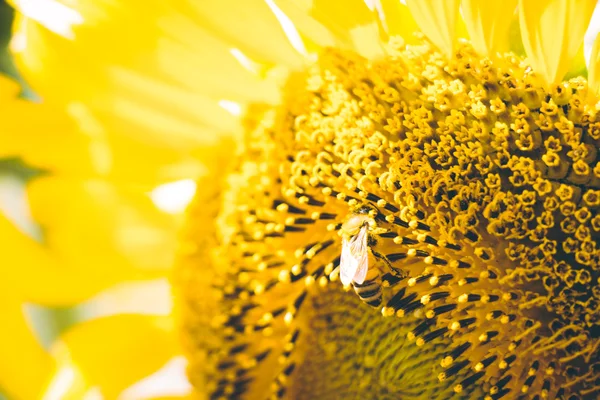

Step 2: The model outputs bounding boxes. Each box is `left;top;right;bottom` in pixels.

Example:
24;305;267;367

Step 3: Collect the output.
338;205;407;307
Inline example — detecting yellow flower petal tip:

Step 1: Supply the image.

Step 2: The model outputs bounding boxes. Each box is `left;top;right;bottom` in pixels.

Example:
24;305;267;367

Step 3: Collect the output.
462;0;517;56
587;31;600;102
519;0;596;87
406;0;459;58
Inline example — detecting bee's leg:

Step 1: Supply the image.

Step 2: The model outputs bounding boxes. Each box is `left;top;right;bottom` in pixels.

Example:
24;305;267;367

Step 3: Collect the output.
367;235;377;247
371;227;390;236
371;249;408;278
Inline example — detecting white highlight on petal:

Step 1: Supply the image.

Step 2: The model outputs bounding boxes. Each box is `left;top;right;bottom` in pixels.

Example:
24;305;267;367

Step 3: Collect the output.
218;99;243;117
42;365;76;400
364;0;386;23
584;2;600;67
150;179;197;214
83;387;104;400
13;0;83;39
230;48;262;75
265;0;308;56
10;31;27;52
79;279;173;319
118;357;192;400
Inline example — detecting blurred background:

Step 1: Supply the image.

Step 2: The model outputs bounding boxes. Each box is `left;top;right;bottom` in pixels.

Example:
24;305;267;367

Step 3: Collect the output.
0;2;186;398
0;0;75;356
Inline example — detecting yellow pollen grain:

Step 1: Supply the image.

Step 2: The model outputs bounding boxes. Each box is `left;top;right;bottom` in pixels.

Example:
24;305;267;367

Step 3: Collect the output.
279;270;290;283
254;284;265;296
304;276;315;286
291;264;302;275
238;272;250;283
284;311;294;325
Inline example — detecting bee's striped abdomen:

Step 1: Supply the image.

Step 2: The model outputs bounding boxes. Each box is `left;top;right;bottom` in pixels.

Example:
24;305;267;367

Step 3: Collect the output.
352;267;382;308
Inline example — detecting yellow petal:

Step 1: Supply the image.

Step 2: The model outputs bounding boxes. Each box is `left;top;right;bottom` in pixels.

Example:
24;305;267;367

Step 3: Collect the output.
12;14;242;137
42;315;177;399
270;0;339;52
378;0;420;40
518;0;596;86
27;176;181;281
0;293;53;400
11;0;306;147
0;76;206;183
303;0;385;58
588;32;600;99
461;0;517;56
182;0;307;66
406;0;459;58
11;0;287;100
1;212;142;305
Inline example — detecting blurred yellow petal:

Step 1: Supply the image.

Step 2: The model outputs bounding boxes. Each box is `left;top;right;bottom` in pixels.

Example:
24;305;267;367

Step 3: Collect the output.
270;0;338;52
27;176;182;280
378;0;420;40
462;0;517;56
10;0;306;148
0;293;53;400
138;397;194;400
11;0;287;100
118;356;191;400
43;315;177;399
0;72;20;97
183;0;307;66
274;0;392;57
588;32;600;100
406;0;459;58
313;0;384;58
13;14;241;138
519;0;596;86
0;212;124;305
0;76;205;183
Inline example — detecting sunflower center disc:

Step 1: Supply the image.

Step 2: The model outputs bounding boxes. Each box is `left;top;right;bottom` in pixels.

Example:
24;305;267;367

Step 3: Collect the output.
179;39;600;399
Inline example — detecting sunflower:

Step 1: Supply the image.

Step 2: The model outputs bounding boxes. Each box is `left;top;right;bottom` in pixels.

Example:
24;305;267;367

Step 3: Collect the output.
6;0;600;399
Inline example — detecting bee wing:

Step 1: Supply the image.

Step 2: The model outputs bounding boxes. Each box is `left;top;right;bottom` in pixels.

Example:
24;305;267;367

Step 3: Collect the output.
340;225;369;285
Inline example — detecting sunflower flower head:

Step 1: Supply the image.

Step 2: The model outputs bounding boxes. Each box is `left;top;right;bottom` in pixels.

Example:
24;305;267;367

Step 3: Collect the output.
172;1;600;399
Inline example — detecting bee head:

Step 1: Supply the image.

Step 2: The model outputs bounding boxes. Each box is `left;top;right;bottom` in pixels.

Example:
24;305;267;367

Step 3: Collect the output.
354;204;378;219
340;204;379;237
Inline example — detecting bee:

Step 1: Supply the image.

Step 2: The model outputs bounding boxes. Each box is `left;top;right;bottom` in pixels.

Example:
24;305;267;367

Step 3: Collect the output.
339;205;405;307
